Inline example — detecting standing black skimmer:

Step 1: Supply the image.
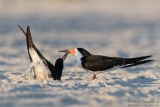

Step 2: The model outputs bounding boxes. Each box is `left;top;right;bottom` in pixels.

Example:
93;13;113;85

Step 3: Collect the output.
18;25;68;80
59;48;153;79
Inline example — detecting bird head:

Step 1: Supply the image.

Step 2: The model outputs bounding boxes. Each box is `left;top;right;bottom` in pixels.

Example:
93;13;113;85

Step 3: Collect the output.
61;53;68;61
58;48;91;57
54;53;68;80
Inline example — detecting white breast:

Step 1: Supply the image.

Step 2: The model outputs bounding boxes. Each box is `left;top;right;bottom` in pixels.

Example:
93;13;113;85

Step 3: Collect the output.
74;49;90;72
74;49;82;67
29;48;50;79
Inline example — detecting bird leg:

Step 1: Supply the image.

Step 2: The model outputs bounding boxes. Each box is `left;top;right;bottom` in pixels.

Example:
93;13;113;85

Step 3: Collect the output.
93;73;96;80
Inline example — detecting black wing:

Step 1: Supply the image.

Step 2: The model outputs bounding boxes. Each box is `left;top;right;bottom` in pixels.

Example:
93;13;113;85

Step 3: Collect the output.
18;25;62;80
81;55;125;71
81;55;153;71
18;25;45;62
17;25;32;62
121;56;153;68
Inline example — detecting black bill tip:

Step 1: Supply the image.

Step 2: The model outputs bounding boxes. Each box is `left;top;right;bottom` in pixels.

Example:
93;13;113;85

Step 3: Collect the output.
62;53;68;61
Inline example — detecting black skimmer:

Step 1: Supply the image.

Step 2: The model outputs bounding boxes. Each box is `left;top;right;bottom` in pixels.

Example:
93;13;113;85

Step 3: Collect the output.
18;25;68;80
59;48;153;79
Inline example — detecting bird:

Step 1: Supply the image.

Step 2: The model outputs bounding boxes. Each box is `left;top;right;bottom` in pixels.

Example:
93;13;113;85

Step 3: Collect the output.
58;48;153;79
17;25;68;80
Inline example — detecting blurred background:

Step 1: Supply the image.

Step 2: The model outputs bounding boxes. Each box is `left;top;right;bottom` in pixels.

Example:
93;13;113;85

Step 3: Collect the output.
0;0;159;71
0;1;160;107
0;0;160;71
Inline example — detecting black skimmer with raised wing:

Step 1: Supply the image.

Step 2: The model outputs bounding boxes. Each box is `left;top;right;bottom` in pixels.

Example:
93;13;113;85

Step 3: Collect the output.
18;25;68;80
59;48;153;79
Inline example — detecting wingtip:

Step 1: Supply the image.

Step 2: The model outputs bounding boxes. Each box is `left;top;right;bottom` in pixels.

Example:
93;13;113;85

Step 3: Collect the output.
148;55;152;57
137;55;153;60
27;26;31;35
17;25;27;36
26;25;34;48
17;24;21;29
27;26;30;30
121;59;154;68
144;55;152;59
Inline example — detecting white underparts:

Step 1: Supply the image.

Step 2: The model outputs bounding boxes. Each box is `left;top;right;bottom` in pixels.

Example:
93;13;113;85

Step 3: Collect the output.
27;48;50;80
74;49;83;68
74;48;89;72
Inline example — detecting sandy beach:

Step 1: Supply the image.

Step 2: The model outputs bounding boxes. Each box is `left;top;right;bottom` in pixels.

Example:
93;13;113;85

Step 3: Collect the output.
0;0;159;107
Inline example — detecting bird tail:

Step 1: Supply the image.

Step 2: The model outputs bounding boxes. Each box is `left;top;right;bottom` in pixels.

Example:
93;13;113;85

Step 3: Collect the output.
121;55;154;68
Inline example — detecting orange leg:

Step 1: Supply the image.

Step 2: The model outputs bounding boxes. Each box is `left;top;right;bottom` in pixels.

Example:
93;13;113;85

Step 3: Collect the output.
93;73;96;80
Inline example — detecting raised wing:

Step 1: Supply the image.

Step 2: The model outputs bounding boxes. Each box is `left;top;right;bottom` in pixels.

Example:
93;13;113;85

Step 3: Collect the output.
18;25;62;80
18;25;46;62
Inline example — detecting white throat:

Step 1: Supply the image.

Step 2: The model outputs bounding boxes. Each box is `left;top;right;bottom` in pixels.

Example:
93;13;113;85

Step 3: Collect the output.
74;48;83;67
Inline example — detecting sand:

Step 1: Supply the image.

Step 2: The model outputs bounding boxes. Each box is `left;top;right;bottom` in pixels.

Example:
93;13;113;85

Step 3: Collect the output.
0;0;159;107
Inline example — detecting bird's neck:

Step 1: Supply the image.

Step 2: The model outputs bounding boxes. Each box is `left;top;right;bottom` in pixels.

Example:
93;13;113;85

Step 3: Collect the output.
76;53;83;61
75;49;83;59
74;49;84;67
